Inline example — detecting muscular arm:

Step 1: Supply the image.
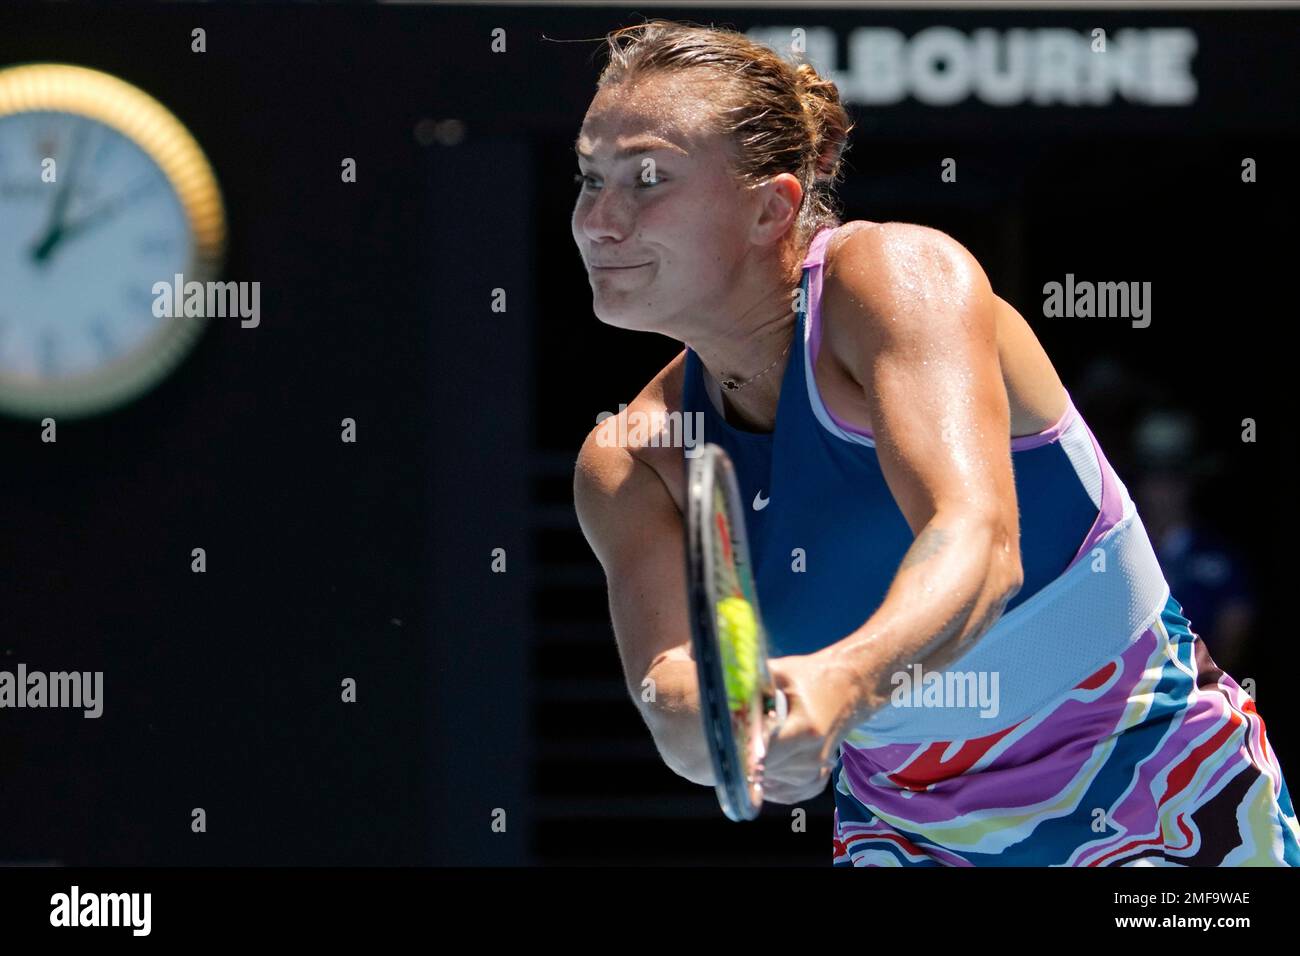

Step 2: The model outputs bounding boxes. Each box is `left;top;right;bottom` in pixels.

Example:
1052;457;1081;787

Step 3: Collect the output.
817;223;1025;731
573;423;714;785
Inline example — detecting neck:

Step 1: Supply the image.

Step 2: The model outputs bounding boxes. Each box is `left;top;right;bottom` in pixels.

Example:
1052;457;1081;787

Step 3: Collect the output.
676;237;805;431
689;298;797;432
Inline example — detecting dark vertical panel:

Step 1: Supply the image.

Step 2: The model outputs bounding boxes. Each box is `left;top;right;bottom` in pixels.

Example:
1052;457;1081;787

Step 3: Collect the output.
426;135;532;864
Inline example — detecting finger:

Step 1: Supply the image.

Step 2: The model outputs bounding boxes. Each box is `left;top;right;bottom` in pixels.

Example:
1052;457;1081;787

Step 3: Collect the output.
760;781;809;805
763;735;824;775
763;751;817;778
763;689;790;748
762;777;828;805
762;762;833;792
772;688;788;730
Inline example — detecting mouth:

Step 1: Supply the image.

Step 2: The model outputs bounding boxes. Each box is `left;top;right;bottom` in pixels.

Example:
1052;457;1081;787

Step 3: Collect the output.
591;262;651;271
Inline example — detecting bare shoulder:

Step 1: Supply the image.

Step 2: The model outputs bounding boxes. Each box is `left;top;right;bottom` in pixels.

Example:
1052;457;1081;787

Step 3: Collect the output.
819;220;1068;437
573;350;688;550
821;221;992;366
825;221;991;313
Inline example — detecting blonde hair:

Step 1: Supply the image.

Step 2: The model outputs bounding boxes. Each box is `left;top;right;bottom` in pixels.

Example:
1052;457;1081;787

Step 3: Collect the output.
595;20;855;271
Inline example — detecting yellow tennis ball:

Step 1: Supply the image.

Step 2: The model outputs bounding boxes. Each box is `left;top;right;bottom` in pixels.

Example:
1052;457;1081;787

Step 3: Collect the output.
716;596;760;708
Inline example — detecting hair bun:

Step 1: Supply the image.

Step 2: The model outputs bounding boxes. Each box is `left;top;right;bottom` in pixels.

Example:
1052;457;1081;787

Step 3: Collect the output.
794;63;851;181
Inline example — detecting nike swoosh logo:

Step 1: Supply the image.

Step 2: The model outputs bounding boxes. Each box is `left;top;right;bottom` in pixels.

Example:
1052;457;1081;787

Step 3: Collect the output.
752;490;770;511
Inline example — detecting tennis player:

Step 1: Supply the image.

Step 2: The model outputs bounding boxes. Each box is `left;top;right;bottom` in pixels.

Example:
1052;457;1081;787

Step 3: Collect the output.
572;20;1299;865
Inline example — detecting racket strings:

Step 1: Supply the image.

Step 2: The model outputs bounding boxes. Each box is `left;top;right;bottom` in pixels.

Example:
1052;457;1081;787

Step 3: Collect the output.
691;448;773;819
711;489;742;598
709;483;762;727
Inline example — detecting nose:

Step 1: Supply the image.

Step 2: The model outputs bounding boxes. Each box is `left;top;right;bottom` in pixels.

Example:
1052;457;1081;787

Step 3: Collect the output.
576;186;633;245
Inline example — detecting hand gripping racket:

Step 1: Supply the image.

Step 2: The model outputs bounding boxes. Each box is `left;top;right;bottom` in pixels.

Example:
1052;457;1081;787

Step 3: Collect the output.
685;442;789;821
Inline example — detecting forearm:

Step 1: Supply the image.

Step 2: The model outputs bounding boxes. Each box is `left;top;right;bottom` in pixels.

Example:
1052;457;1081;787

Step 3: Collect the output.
821;510;1023;733
635;653;715;786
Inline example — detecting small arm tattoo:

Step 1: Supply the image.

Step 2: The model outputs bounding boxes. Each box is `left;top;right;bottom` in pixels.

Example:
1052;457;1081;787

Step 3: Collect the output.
899;526;951;572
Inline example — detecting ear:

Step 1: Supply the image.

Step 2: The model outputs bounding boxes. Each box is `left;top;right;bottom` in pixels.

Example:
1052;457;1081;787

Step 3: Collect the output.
750;172;803;246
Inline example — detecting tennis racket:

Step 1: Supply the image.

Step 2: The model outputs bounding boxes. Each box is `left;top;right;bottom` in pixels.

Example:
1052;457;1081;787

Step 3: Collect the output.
685;442;788;822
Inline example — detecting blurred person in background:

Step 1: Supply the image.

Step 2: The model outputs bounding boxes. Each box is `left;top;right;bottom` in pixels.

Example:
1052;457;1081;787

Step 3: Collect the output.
1132;409;1256;676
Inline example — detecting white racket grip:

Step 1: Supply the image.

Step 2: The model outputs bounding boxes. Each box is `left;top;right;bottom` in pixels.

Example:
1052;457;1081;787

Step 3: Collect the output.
773;688;789;731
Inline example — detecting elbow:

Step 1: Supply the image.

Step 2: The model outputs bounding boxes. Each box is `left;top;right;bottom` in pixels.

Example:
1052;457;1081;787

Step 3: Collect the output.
635;695;715;787
952;534;1020;656
988;525;1024;607
661;744;715;787
999;552;1024;605
969;507;1022;606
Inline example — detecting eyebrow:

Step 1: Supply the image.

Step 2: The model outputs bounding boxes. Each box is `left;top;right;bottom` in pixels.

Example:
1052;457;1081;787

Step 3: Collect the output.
573;138;685;161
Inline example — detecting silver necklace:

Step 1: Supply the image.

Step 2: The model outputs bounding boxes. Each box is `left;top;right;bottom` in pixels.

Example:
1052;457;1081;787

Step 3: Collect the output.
720;338;792;392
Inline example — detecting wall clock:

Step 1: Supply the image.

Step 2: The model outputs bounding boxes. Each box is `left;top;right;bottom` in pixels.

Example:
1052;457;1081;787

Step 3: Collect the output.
0;63;226;418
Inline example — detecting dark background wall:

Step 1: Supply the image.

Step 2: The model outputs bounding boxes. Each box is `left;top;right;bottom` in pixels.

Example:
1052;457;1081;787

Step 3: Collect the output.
0;2;1295;865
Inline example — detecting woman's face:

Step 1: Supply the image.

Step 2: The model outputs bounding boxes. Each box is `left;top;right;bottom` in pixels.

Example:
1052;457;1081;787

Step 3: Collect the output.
571;72;765;335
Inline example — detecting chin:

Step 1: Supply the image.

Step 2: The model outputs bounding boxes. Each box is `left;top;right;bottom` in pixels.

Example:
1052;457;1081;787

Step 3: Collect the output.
592;306;655;332
589;282;677;334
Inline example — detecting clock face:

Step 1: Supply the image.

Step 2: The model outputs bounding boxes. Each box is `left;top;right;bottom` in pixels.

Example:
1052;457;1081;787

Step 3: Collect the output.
0;111;192;385
0;64;225;419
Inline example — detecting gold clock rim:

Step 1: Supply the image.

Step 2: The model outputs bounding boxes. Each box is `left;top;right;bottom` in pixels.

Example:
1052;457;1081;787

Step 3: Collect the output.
0;62;228;419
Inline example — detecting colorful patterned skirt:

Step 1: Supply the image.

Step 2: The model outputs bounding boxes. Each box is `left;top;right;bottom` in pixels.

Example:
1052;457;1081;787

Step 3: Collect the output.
831;595;1300;866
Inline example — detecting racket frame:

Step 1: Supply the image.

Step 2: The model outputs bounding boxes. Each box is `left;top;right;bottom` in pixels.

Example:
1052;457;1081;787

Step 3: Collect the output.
685;442;779;822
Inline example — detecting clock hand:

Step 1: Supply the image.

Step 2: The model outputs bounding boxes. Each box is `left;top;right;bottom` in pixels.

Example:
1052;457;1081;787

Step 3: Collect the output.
53;174;164;246
30;121;93;264
30;223;66;262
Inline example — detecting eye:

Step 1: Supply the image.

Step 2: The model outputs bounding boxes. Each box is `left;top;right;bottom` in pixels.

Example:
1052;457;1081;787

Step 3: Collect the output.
574;171;664;192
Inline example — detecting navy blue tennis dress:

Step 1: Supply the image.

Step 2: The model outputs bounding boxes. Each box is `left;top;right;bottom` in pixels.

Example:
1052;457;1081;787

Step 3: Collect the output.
678;223;1300;866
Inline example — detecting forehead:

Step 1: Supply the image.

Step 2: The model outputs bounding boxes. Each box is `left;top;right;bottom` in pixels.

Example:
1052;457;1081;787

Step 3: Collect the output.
574;72;723;160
